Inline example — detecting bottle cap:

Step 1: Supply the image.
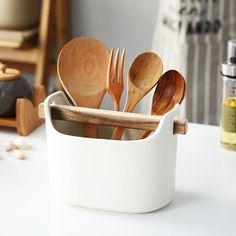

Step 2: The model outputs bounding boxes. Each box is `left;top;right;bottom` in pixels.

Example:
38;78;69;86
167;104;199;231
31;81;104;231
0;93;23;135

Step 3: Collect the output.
221;40;236;77
227;39;236;63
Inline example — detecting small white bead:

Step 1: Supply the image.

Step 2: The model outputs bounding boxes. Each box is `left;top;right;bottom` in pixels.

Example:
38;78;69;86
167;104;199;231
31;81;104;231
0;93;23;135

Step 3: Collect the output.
2;141;15;152
13;149;25;160
13;138;30;150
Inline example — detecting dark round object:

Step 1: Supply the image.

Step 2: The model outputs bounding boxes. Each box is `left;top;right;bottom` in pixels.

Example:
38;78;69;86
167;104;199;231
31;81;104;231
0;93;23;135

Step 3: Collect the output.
0;76;32;117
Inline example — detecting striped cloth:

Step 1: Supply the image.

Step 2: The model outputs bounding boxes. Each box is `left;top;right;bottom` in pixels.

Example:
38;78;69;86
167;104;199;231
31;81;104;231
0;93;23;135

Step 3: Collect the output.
151;0;236;125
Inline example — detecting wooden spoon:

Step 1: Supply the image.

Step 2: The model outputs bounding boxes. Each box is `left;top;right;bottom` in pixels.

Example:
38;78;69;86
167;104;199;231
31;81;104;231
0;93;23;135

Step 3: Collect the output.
138;70;186;139
111;52;163;140
57;37;110;138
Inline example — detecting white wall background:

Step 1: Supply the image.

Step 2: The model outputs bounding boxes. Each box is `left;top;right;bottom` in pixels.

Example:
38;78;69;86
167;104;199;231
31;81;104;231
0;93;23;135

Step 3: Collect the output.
70;0;159;109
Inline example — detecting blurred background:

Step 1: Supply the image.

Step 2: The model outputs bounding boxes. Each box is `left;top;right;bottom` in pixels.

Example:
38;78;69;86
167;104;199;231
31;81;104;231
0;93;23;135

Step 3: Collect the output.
0;0;235;128
71;0;159;74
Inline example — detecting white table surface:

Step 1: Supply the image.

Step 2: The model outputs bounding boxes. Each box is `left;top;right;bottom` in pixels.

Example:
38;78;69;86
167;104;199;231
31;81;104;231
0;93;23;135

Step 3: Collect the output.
0;123;236;236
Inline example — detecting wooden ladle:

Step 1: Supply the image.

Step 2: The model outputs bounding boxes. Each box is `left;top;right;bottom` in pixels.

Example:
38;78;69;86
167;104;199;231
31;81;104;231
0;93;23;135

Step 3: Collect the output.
57;37;110;138
111;52;163;140
138;70;186;139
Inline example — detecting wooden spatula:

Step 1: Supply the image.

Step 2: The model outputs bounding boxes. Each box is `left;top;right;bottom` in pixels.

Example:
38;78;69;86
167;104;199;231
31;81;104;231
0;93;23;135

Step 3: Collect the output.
57;37;110;138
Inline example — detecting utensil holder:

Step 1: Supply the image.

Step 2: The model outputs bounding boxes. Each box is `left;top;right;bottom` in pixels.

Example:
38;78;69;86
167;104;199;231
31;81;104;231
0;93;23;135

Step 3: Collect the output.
43;91;182;213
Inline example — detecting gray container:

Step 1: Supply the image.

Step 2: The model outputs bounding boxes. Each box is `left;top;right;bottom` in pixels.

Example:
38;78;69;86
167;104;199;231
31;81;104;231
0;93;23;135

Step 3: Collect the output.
0;64;32;117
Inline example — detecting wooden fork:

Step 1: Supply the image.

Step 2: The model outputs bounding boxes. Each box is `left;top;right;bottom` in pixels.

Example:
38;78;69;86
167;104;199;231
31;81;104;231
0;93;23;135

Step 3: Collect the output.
106;48;126;111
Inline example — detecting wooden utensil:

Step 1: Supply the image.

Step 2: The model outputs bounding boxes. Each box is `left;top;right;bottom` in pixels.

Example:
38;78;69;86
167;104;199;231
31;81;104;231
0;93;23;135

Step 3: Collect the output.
139;70;186;139
38;103;188;135
106;48;126;111
57;37;110;138
111;52;163;140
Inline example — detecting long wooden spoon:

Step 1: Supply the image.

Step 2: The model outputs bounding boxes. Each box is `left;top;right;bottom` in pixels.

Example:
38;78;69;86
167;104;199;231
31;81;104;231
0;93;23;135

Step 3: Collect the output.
57;37;110;138
111;52;163;140
138;70;186;139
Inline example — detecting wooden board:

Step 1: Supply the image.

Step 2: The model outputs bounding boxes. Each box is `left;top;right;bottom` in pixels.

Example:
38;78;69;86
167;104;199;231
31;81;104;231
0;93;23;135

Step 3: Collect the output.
0;86;45;136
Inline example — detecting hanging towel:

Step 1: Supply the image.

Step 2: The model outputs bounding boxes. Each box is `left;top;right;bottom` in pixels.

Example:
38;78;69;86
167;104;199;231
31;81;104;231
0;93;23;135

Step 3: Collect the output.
151;0;236;125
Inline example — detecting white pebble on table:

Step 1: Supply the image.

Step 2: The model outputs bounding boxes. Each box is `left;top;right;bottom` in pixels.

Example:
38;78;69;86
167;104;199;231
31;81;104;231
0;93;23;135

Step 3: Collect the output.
13;138;30;150
13;149;25;160
2;141;15;152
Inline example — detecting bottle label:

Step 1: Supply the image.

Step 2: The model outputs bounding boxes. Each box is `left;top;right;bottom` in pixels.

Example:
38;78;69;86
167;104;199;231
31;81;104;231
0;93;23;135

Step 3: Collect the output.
221;100;236;132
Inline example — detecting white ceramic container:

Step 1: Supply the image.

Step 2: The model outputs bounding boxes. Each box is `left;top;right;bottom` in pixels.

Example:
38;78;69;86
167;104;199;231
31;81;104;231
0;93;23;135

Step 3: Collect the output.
43;91;180;213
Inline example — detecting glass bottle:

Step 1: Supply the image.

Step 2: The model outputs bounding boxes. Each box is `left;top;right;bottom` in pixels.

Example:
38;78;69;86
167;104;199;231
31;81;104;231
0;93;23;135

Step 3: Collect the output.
220;39;236;151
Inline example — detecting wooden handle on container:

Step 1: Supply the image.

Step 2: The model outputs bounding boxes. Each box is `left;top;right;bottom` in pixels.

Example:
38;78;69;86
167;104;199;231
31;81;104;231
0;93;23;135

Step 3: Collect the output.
38;103;188;135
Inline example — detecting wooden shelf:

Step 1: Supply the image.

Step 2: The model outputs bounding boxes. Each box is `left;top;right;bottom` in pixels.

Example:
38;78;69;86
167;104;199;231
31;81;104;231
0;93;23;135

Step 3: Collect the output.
0;0;69;135
0;46;39;64
0;0;69;89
